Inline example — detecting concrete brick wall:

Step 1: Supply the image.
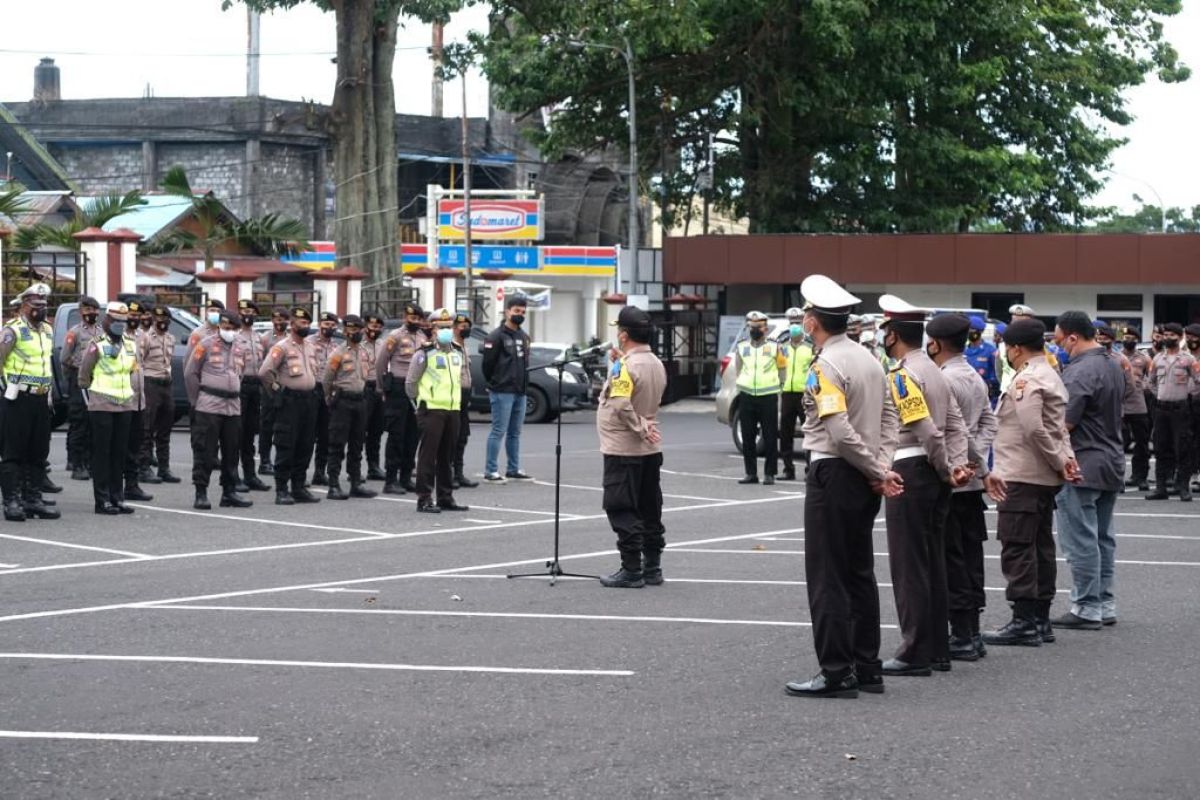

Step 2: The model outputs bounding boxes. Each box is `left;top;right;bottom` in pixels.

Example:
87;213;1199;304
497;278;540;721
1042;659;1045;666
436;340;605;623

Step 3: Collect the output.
256;143;322;236
49;143;142;195
157;142;244;213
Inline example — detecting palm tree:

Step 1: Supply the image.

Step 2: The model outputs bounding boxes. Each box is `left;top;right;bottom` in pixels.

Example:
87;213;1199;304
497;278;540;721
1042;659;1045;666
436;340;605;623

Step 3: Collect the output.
11;190;147;251
0;182;30;220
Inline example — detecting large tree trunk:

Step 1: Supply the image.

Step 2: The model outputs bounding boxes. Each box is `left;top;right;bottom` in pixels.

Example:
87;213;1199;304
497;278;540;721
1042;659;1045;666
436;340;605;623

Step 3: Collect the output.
331;0;400;284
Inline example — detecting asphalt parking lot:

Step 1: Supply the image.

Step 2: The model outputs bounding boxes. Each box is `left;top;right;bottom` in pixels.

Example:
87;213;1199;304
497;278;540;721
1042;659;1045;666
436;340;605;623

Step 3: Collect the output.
1;403;1197;799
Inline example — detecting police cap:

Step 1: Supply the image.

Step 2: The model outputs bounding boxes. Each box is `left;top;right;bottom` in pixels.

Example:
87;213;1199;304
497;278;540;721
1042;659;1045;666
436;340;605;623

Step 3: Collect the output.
968;315;986;332
207;299;226;311
342;314;364;328
152;306;169;319
1163;322;1184;336
926;313;971;341
745;310;769;323
80;295;100;310
454;313;472;326
218;309;241;327
291;307;312;322
612;306;652;328
1123;326;1140;339
1003;318;1046;348
364;314;385;325
800;274;859;314
238;299;259;314
106;301;129;321
319;311;339;324
1185;323;1200;338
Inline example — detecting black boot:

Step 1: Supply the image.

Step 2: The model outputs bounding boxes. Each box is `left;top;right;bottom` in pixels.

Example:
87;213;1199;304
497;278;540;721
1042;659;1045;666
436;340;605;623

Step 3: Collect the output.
1036;601;1055;643
158;468;182;484
416;497;441;513
383;472;406;495
326;479;348;500
40;472;63;493
643;551;664;586
599;567;645;588
220;490;253;508
310;469;328;487
139;466;163;485
2;466;26;522
349;480;377;499
71;466;91;481
124;483;153;502
275;488;295;506
982;603;1041;647
194;488;211;510
949;611;979;661
291;486;321;503
21;468;60;520
259;460;275;476
400;475;417;493
454;470;479;488
366;463;386;481
243;474;270;492
972;613;986;658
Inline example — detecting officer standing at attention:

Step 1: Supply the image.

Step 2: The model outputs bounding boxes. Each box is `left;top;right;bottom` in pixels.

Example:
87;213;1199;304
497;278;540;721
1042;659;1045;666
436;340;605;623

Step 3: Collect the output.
778;307;814;481
0;284;60;521
965;315;999;400
982;319;1080;646
378;303;427;494
63;295;101;479
121;300;152;503
138;305;180;484
322;314;377;500
257;307;290;476
925;313;998;662
185;310;253;510
1147;322;1195;501
78;302;140;515
362;313;388;481
1119;326;1152;489
877;295;971;678
308;311;340;486
734;310;786;485
451;313;479;489
785;275;902;700
1184;324;1200;493
234;300;269;492
187;298;225;357
405;308;468;514
259;307;321;505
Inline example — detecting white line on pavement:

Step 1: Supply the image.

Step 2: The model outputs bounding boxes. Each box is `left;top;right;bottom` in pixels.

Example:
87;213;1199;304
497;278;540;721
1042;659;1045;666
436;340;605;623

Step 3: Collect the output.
409;573;1068;593
661;468;746;481
533;479;727;503
0;533;152;560
0;563;19;569
464;519;501;524
326;489;583;519
124;505;395;537
668;548;1200;566
0;653;632;677
0;730;258;744
309;588;381;594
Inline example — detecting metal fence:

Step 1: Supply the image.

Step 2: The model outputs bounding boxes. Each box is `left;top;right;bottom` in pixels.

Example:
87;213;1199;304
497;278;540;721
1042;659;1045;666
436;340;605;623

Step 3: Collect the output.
1;248;87;315
648;307;720;403
251;290;321;320
361;285;417;322
144;288;208;317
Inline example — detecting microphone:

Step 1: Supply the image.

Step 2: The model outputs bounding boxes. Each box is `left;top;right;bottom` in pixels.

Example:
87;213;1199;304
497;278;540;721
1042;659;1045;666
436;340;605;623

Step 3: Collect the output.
574;341;613;358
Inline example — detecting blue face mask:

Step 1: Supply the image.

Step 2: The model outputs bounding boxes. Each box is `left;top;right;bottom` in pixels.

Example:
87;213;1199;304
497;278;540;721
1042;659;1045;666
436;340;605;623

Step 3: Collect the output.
789;324;803;338
436;329;453;346
207;311;220;326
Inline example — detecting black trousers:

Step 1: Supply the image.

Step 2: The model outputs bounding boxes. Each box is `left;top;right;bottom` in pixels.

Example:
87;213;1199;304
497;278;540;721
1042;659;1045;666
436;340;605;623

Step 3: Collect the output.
0;393;52;500
1153;402;1192;491
141;379;173;469
1124;413;1151;483
239;378;261;477
805;458;882;679
885;456;951;666
364;381;384;469
453;387;471;474
944;490;988;623
313;383;329;474
191;410;241;491
328;395;367;482
384;384;420;480
259;389;277;468
90;410;131;506
996;482;1058;608
779;391;805;473
415;406;459;503
1190;403;1200;478
602;452;666;571
273;389;319;493
739;392;778;477
66;370;90;468
124;408;144;484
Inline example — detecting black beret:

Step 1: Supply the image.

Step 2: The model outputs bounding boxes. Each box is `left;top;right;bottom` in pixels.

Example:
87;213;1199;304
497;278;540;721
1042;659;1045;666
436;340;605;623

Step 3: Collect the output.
319;311;339;323
342;314;364;327
1096;324;1115;339
126;300;142;314
1185;323;1200;338
152;306;169;318
80;295;100;309
271;306;290;318
364;314;385;325
237;299;259;313
1003;318;1046;348
292;307;312;322
1163;322;1184;336
926;313;970;340
1123;326;1141;339
217;309;241;326
208;299;225;310
403;303;423;317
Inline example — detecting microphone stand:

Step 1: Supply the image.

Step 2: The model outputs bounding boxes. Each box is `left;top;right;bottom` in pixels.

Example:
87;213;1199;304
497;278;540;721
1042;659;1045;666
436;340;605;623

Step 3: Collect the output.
508;349;600;585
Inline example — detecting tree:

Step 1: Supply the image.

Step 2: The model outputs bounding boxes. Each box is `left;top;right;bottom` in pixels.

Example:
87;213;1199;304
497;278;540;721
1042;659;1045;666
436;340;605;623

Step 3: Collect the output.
1093;204;1200;233
475;0;1188;234
0;183;30;221
226;0;463;282
11;191;147;251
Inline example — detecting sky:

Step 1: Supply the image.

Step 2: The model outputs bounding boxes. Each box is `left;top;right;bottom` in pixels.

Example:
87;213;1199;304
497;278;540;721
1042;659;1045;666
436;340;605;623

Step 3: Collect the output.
0;0;1197;215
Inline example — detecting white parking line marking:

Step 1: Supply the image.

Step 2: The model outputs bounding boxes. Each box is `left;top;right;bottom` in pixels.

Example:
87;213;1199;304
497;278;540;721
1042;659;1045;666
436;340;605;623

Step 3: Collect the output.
0;533;151;560
317;488;583;519
669;548;1200;566
124;505;394;537
464;519;501;524
0;731;258;744
0;653;632;677
533;480;726;503
309;588;380;594
0;563;19;569
661;469;746;481
411;574;1069;593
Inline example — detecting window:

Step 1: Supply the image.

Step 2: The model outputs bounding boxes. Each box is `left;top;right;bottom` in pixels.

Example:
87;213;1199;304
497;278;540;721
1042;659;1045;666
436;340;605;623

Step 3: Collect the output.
970;292;1024;322
1097;294;1143;313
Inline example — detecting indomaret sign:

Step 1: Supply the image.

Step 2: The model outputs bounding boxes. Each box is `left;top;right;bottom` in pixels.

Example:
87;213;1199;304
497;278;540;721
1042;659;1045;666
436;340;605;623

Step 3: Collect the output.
437;199;544;241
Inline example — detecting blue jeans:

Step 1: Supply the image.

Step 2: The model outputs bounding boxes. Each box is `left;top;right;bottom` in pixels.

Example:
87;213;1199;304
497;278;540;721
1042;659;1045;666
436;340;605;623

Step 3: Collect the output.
485;391;526;476
1055;485;1118;621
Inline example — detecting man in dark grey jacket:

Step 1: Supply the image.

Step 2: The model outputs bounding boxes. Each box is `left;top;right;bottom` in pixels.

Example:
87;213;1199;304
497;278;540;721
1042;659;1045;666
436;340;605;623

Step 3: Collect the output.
481;294;532;484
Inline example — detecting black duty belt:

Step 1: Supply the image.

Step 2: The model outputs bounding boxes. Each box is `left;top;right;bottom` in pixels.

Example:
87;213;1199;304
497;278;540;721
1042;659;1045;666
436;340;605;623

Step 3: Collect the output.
1157;400;1188;410
281;386;316;398
241;375;261;385
146;376;171;387
336;391;365;401
200;385;241;399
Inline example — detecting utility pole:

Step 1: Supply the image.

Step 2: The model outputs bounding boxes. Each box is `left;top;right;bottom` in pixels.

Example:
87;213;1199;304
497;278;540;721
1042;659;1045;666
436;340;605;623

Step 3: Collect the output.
702;132;713;235
461;73;473;313
246;9;261;96
431;22;444;117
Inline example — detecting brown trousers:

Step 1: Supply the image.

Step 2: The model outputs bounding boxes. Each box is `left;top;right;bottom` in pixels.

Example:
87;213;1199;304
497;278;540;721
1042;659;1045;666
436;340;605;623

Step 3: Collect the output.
996;482;1059;604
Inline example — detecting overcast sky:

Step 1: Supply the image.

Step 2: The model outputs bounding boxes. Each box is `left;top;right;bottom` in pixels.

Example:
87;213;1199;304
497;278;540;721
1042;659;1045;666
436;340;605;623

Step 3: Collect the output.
1;0;1196;215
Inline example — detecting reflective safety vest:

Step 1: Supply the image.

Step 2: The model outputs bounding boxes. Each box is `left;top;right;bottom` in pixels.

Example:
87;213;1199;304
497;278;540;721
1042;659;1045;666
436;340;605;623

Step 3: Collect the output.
91;337;137;403
782;341;814;393
417;347;463;411
2;318;53;387
736;340;783;396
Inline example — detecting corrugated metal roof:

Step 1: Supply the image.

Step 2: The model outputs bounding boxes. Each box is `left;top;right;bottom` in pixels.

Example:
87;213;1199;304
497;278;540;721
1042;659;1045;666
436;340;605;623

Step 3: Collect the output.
86;194;195;241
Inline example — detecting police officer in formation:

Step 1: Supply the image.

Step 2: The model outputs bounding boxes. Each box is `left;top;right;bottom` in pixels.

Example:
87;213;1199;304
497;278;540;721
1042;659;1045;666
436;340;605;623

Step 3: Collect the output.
734;310;785;485
362;313;388;481
138;304;179;485
1147;322;1195;501
121;299;153;504
63;295;100;480
451;313;479;489
308;311;340;485
259;307;321;505
78;301;140;515
378;303;427;494
777;307;813;481
322;314;377;501
405;308;468;514
257;307;290;475
235;299;269;493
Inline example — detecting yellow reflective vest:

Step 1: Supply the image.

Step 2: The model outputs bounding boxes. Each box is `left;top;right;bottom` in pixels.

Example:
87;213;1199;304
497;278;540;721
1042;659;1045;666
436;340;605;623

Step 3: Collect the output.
417;347;463;411
781;341;814;393
91;337;137;404
736;340;783;396
2;318;53;387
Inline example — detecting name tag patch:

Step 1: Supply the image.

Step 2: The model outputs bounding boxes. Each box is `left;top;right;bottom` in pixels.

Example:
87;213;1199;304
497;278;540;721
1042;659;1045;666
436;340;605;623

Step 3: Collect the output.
807;365;847;417
890;369;931;425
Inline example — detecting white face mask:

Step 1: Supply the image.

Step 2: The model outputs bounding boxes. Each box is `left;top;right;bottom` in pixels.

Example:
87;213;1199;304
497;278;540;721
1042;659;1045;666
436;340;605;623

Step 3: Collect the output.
219;329;237;344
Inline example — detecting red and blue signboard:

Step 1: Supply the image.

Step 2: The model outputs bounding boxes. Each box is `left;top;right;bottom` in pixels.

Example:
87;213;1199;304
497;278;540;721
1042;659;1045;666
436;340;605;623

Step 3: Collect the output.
437;199;544;241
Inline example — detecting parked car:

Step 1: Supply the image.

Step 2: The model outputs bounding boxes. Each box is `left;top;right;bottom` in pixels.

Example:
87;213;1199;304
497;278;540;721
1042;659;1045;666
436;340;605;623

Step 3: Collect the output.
462;329;594;423
715;315;799;455
51;302;199;427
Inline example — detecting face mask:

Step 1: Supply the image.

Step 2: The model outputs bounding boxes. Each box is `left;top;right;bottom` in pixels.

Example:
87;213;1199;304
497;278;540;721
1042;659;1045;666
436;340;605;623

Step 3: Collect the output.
789;324;803;338
108;321;126;340
749;327;765;340
436;329;453;345
320;327;333;339
1123;341;1136;352
82;312;98;325
155;320;169;332
207;311;220;326
1154;340;1165;351
219;329;236;344
883;335;896;359
460;327;472;339
273;321;287;332
926;344;939;360
1165;337;1180;349
406;321;420;333
1188;339;1200;351
366;329;380;340
969;331;981;342
28;308;46;323
294;325;311;338
242;316;255;327
348;331;363;344
802;320;816;338
509;314;525;327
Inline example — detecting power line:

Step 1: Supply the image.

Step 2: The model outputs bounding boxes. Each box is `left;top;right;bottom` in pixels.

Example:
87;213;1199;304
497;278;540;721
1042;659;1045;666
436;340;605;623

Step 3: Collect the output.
0;45;436;58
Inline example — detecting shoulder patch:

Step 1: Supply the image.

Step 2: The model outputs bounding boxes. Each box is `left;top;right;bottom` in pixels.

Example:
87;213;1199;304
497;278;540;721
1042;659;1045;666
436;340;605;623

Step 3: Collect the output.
609;360;634;399
808;364;847;418
890;368;931;425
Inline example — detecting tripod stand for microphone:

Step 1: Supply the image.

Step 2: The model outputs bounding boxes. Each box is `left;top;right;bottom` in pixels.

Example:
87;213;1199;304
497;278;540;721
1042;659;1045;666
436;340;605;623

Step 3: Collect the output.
508;351;599;586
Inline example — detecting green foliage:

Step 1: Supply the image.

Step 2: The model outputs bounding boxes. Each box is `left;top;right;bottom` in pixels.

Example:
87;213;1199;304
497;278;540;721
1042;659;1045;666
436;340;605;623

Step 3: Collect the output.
0;183;30;220
1093;204;1200;233
10;190;146;251
224;0;465;26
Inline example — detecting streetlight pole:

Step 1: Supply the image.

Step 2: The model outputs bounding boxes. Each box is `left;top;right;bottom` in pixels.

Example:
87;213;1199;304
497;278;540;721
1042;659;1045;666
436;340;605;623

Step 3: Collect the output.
1108;169;1167;233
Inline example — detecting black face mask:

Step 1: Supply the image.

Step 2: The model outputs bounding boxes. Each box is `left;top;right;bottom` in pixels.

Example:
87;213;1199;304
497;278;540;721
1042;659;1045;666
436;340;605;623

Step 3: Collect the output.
320;327;334;339
1122;340;1136;352
28;308;46;323
1154;340;1165;351
294;325;311;338
348;331;363;344
406;321;420;333
1187;339;1200;351
155;320;169;332
82;312;98;325
1165;337;1180;349
509;314;525;327
242;316;255;327
141;318;153;329
968;331;981;342
273;322;287;333
459;327;472;339
366;328;380;340
749;327;765;340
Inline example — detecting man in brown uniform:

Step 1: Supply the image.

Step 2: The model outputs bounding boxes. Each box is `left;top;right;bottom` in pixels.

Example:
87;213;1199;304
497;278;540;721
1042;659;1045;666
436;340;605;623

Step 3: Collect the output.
595;306;668;588
983;319;1080;646
78;302;140;515
186;298;225;357
1120;326;1152;490
363;313;387;481
138;305;179;484
259;307;321;505
185;310;253;510
1147;322;1195;501
309;311;340;485
62;295;101;479
257;307;290;476
451;313;478;489
234;299;269;492
322;314;377;500
378;303;427;494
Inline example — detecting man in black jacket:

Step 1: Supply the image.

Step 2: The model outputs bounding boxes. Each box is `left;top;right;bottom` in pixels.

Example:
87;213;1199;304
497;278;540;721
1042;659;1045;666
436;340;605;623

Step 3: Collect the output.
481;295;533;483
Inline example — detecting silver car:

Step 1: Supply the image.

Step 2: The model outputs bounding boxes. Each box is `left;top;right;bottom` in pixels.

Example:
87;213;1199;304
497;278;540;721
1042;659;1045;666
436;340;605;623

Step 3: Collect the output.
715;316;802;454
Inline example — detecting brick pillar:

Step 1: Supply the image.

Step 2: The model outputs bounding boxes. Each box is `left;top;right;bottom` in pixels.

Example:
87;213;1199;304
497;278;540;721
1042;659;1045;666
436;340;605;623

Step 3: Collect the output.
74;227;139;302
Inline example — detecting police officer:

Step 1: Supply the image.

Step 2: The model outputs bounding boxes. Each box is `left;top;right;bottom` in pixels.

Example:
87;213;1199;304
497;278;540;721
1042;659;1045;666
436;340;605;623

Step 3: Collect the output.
233;299;269;492
982;319;1079;646
877;296;970;677
257;307;290;475
259;307;321;505
322;314;377;500
185;310;253;510
121;300;152;503
964;315;999;400
187;298;225;357
406;308;468;513
1147;322;1195;501
596;306;668;588
138;305;179;484
378;303;427;494
785;276;902;700
63;295;101;479
78;302;140;515
0;284;60;521
309;311;340;485
778;307;813;481
734;310;785;485
1119;327;1152;489
1185;324;1200;493
451;313;478;489
926;313;998;661
362;313;387;481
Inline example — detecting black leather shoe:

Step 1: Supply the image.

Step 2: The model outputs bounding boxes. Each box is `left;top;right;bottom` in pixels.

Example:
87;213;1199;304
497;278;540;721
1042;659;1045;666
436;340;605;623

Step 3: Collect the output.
158;469;182;484
1146;491;1170;500
291;489;321;503
1102;617;1117;627
275;490;295;506
194;490;211;510
882;658;932;677
856;672;885;695
643;567;664;586
738;475;759;485
931;659;951;672
763;475;776;486
400;478;418;492
4;499;27;522
71;467;91;481
366;465;386;481
326;482;348;500
233;481;250;494
383;481;407;495
311;471;328;486
1180;489;1193;502
349;482;377;499
23;499;61;520
784;672;858;699
220;492;253;508
438;500;469;512
949;636;980;661
416;499;441;514
259;462;275;476
40;475;63;493
94;502;119;515
114;503;135;514
780;469;796;481
1037;619;1056;643
139;467;162;485
982;617;1041;647
1050;611;1102;630
243;476;270;492
1137;483;1150;492
124;485;153;502
599;568;645;588
455;473;479;488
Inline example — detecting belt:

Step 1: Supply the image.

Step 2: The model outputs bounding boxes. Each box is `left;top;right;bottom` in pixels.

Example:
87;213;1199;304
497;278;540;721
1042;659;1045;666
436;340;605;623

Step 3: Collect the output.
893;445;926;462
809;451;839;464
366;380;377;388
241;375;261;385
146;376;171;386
14;383;50;396
281;386;316;397
200;385;241;400
336;391;365;401
1157;400;1188;409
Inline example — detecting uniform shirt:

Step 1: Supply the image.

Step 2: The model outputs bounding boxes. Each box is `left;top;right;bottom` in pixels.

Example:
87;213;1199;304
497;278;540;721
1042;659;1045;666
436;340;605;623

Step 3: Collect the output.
323;341;371;404
1061;346;1126;492
78;336;140;412
993;355;1074;487
1189;347;1200;398
800;333;898;483
1114;351;1147;416
453;340;472;391
881;349;969;481
138;326;176;381
1125;349;1153;400
236;327;264;378
733;338;785;395
405;342;462;405
377;327;428;387
186;323;218;358
1150;350;1196;402
124;330;145;410
185;333;248;417
259;335;318;394
309;333;338;384
964;339;998;386
997;342;1016;393
62;321;100;370
940;356;999;493
363;334;383;388
260;329;288;357
596;344;667;457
